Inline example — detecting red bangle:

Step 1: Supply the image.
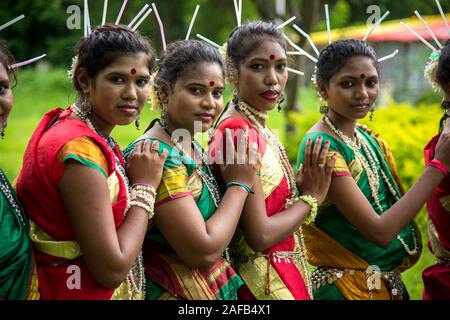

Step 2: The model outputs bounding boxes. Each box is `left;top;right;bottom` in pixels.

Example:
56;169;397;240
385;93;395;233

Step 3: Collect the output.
429;159;449;177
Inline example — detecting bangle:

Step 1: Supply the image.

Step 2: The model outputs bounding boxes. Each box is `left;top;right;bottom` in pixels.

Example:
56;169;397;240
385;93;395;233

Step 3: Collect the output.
298;195;318;225
132;184;157;197
226;182;254;194
428;159;449;177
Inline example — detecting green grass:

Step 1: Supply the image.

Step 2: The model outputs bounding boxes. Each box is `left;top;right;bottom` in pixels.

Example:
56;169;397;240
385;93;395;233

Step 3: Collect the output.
0;68;436;300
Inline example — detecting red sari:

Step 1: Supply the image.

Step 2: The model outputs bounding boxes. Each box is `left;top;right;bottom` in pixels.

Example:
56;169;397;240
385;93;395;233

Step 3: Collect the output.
16;108;128;300
423;135;450;300
210;117;311;300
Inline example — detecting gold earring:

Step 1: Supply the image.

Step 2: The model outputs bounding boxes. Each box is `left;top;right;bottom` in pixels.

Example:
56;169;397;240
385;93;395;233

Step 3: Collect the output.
320;98;329;114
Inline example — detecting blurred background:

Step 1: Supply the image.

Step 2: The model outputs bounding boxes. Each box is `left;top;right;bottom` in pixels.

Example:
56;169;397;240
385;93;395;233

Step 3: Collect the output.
1;0;449;300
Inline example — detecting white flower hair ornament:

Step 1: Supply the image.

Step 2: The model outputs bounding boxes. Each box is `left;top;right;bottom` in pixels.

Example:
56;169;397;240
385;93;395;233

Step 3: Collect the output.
425;51;442;92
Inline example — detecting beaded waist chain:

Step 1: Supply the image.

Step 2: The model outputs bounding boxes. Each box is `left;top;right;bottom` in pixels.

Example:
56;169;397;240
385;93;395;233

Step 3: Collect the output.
233;249;301;265
311;266;405;300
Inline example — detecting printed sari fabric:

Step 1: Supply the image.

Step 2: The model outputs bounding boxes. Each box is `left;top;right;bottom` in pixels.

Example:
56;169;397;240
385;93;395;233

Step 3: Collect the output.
296;129;422;300
423;135;450;300
16;107;139;300
210;117;311;300
124;139;243;300
0;169;37;300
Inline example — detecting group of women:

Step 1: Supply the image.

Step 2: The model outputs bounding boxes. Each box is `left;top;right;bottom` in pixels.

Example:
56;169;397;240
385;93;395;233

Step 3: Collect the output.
0;17;449;300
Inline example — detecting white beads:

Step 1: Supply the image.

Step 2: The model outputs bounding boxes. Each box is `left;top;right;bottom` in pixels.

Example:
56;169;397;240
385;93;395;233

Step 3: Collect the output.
323;115;418;256
235;100;313;298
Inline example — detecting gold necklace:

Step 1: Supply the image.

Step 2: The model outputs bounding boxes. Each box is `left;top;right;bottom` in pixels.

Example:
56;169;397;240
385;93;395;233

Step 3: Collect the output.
324;115;418;256
234;100;313;298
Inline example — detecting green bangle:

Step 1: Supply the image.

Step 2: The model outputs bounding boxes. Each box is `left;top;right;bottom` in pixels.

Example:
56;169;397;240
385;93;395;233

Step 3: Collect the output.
226;182;254;194
299;195;318;225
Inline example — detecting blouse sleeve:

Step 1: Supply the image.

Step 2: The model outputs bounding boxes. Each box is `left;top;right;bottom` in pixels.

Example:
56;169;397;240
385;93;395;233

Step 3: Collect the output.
57;136;109;178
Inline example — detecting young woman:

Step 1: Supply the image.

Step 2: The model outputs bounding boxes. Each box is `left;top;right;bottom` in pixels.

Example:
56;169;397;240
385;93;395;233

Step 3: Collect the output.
15;25;167;300
422;40;450;300
210;21;337;300
124;40;259;300
0;42;38;300
296;39;450;300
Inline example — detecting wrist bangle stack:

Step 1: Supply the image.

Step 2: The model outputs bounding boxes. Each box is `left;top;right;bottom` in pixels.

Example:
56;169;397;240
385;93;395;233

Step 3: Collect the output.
428;159;449;178
298;195;318;225
226;182;254;194
130;184;157;219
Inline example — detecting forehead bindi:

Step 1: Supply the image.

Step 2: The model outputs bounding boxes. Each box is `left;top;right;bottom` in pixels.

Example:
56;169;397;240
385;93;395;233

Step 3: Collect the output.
131;68;137;75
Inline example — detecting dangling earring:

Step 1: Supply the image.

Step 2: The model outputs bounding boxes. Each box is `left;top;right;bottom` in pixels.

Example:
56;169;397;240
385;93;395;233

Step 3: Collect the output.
277;95;286;113
78;96;92;121
370;106;375;121
135;113;141;130
0;128;5;140
160;103;168;127
320;98;329;114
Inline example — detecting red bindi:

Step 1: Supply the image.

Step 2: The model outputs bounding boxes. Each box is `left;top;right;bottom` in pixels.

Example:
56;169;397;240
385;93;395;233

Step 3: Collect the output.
270;54;275;60
209;81;215;87
360;73;366;79
131;68;137;75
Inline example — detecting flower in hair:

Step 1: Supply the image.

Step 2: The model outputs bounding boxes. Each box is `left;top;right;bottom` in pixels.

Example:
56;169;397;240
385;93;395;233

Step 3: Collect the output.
311;65;318;90
424;50;441;92
67;55;79;82
148;72;160;111
221;42;228;62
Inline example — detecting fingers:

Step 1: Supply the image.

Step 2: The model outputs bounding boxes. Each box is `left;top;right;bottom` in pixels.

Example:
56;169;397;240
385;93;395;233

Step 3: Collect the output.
318;140;330;169
237;126;249;164
132;141;144;155
311;136;323;165
142;139;152;154
304;138;313;167
159;148;169;162
248;141;258;166
325;152;338;175
225;128;235;165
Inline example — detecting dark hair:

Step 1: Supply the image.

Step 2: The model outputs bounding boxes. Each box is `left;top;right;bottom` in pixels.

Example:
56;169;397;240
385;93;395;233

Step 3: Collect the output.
226;21;287;69
0;41;17;87
316;39;379;85
73;24;155;94
436;40;450;88
435;40;450;132
154;39;225;91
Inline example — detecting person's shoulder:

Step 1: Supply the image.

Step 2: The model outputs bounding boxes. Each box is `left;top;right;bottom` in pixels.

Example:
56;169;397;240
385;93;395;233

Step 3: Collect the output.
216;116;253;131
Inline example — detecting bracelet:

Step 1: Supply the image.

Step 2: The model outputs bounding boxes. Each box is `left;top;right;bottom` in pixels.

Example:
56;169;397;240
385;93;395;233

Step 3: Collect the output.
226;182;254;194
130;199;155;220
131;184;157;197
298;195;318;225
428;159;449;178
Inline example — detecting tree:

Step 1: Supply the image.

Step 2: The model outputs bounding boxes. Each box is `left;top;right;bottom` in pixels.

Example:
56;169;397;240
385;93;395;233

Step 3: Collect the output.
252;0;339;134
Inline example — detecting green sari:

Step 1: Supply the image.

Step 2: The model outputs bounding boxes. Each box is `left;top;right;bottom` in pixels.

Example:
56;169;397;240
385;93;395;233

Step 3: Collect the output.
296;129;421;300
0;169;33;299
124;139;243;300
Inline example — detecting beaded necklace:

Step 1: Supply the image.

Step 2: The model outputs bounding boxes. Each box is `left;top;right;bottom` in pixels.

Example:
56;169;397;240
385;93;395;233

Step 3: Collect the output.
71;104;145;298
323;115;418;256
0;169;26;227
161;125;222;208
234;100;313;298
160;125;231;262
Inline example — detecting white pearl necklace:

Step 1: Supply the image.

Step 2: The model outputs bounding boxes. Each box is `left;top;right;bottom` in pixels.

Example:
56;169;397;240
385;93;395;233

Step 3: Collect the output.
234;100;313;298
71;104;145;298
324;115;418;256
